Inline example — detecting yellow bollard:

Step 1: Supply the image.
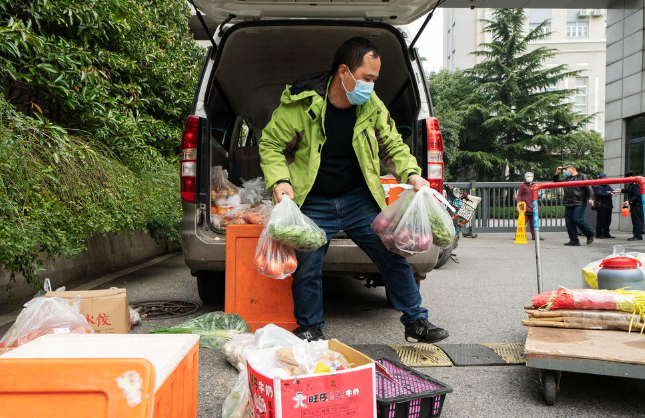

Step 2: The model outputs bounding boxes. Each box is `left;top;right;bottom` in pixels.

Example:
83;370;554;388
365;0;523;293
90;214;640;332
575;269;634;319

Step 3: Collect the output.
514;202;529;244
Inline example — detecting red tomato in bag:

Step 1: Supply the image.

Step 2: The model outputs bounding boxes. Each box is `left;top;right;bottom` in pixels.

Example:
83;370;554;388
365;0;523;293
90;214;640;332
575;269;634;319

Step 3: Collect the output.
283;255;297;274
265;259;284;279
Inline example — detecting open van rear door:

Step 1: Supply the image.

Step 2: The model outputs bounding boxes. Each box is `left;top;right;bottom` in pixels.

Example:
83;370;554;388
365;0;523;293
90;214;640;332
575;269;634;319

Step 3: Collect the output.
192;0;440;26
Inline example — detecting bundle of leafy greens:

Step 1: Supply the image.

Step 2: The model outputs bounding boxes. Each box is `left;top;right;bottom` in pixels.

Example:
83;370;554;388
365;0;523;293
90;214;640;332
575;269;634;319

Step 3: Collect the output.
267;196;327;251
268;223;327;251
149;312;249;349
429;215;454;248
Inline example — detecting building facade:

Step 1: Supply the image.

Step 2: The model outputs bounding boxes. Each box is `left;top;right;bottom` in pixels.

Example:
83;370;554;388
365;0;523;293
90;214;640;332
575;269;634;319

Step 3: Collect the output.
444;8;607;136
606;1;645;232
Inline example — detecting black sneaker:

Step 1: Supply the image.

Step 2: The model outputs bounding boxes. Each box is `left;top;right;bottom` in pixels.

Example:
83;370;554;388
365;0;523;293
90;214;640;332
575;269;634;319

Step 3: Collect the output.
292;325;324;341
587;235;594;245
605;235;616;239
564;241;581;246
404;318;449;343
628;237;644;241
596;236;606;239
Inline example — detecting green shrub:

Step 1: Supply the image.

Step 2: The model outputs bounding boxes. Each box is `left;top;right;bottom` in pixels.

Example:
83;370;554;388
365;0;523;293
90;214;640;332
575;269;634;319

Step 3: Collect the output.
0;96;181;292
0;0;204;292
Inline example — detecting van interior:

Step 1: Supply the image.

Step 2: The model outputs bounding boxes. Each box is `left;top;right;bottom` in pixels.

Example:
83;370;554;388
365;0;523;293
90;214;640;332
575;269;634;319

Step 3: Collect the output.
203;22;426;228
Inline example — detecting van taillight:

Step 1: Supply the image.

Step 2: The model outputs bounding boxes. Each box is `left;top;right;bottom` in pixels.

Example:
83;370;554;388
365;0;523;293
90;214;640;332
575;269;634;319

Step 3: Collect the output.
181;115;199;203
426;117;444;192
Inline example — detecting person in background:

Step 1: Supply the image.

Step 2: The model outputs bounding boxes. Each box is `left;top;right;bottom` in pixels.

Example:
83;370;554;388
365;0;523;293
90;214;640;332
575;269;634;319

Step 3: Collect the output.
593;174;619;239
623;171;643;241
554;163;595;246
517;172;543;240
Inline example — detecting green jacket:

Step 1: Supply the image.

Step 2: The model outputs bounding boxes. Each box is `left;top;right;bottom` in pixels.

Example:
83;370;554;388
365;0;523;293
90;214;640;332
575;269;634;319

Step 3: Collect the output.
259;71;421;210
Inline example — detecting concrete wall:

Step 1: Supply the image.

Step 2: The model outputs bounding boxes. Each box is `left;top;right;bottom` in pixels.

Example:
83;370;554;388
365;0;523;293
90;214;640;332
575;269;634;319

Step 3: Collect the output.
0;231;174;306
605;0;644;231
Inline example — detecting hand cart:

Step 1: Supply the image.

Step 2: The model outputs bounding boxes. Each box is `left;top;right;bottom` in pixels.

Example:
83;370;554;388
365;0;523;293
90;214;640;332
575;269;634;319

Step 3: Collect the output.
525;175;645;405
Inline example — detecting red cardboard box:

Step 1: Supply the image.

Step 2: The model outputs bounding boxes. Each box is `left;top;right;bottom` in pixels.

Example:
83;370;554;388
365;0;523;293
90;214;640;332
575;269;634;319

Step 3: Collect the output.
246;340;376;418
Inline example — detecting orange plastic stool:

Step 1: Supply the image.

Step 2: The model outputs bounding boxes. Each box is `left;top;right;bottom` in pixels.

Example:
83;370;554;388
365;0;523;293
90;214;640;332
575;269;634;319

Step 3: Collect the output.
225;224;298;332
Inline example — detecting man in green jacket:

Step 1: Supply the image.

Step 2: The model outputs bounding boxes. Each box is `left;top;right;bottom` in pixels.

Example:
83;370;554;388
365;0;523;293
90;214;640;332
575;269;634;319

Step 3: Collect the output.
260;37;448;343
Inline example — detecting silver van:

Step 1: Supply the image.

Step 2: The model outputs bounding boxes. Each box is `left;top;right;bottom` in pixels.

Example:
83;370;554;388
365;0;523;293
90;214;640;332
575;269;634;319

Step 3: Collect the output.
180;0;446;304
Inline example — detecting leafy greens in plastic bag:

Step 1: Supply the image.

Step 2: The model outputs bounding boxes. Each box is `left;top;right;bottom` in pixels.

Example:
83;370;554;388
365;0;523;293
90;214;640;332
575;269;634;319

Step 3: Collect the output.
267;195;327;251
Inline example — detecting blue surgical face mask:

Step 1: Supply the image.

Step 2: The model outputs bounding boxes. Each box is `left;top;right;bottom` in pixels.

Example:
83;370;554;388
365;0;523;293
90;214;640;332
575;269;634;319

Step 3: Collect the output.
341;68;374;106
564;170;571;177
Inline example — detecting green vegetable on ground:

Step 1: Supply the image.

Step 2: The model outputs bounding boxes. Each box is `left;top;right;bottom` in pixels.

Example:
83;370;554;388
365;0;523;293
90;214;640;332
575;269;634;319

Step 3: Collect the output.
149;312;249;349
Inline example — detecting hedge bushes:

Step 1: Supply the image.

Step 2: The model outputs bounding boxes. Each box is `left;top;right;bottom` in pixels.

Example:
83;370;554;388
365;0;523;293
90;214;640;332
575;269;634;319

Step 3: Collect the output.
0;96;181;291
0;0;205;291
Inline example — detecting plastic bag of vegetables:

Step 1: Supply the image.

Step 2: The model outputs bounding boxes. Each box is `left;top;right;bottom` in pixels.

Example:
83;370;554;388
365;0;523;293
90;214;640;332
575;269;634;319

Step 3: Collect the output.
371;188;434;257
222;371;250;418
254;227;298;279
0;295;93;351
223;333;256;371
424;188;456;249
149;312;249;349
267;195;327;251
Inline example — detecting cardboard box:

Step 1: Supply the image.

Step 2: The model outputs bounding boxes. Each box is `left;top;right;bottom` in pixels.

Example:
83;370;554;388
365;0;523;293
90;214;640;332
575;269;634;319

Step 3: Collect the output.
246;340;376;418
46;288;131;334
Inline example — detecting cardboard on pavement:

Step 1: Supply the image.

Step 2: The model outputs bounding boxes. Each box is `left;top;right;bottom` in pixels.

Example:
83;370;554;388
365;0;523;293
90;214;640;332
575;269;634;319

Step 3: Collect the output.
45;288;130;334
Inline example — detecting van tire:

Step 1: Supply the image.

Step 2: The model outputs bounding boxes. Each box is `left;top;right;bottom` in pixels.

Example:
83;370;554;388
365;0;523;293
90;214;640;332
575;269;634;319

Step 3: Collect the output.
196;271;226;304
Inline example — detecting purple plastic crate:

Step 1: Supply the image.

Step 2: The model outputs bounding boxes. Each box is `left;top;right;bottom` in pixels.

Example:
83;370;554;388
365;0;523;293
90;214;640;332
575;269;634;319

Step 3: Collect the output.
375;358;453;418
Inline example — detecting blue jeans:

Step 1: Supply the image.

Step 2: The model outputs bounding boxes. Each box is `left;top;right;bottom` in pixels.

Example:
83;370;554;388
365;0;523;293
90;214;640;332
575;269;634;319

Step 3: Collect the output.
565;205;594;243
292;187;428;330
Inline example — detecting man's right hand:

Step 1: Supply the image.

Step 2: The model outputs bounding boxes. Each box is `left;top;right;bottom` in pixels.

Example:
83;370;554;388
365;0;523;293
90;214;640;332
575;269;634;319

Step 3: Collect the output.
555;166;563;174
273;183;294;203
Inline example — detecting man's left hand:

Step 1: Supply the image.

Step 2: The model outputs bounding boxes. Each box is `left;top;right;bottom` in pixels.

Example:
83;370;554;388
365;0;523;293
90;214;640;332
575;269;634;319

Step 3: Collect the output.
588;199;594;206
407;174;429;191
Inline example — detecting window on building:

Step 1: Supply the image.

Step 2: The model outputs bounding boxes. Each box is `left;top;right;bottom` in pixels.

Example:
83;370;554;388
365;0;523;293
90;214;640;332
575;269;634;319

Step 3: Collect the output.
573;77;588;114
528;9;551;38
627;116;645;176
567;9;589;38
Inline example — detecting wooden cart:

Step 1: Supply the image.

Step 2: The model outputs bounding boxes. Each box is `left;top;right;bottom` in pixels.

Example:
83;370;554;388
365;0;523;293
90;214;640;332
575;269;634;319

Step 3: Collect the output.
524;326;645;405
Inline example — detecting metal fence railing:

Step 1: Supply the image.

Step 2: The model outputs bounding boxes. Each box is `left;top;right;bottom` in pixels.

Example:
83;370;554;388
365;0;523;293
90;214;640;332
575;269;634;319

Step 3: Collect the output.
448;181;567;233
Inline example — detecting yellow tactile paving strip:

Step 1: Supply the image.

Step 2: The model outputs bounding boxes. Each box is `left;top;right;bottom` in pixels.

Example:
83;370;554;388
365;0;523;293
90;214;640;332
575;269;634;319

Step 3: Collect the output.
389;343;526;367
389;343;453;367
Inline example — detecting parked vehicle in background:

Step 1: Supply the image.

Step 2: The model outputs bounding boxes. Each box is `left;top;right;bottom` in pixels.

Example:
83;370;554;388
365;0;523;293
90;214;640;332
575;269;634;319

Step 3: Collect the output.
180;0;446;304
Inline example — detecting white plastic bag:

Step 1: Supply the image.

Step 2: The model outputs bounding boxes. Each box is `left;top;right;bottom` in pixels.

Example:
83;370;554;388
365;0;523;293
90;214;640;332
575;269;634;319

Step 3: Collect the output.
0;296;93;350
252;323;302;349
372;189;433;256
223;333;256;372
267;195;327;251
240;178;269;206
373;187;455;254
425;188;457;248
254;227;298;280
241;324;303;379
222;371;250;418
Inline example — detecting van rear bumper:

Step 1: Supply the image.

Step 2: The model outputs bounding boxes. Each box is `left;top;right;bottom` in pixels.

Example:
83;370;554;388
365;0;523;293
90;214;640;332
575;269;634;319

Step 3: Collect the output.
181;231;439;274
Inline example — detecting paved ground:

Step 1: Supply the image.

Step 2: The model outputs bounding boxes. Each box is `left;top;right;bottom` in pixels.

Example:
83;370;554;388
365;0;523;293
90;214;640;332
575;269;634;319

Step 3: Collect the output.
2;231;645;417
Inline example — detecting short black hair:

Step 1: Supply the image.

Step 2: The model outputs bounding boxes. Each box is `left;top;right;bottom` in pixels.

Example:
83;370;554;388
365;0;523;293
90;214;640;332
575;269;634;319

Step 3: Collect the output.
331;37;380;74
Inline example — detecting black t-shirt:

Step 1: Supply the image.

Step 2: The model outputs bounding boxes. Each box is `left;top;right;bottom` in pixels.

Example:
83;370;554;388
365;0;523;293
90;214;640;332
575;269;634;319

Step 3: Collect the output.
309;99;367;197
